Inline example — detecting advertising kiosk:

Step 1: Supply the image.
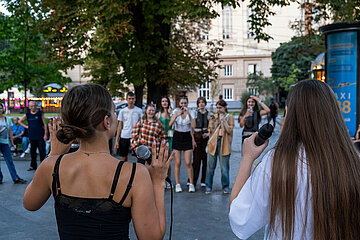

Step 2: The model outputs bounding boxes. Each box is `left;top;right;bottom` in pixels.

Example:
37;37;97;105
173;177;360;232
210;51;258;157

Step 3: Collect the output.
320;22;360;136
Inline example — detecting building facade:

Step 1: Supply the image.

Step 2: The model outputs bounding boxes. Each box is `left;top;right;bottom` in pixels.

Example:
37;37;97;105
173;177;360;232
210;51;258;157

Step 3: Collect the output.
64;2;305;108
187;2;303;107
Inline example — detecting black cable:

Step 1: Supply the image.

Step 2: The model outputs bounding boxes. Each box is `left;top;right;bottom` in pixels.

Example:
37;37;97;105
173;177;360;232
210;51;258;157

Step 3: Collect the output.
165;177;173;240
168;178;173;240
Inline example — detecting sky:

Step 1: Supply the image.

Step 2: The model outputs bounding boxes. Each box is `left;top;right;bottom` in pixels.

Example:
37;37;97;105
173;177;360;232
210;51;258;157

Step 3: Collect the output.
0;3;10;15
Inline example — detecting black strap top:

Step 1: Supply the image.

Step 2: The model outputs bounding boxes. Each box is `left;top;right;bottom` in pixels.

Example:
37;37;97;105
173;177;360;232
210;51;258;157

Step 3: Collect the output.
195;110;209;130
52;154;136;240
243;110;261;133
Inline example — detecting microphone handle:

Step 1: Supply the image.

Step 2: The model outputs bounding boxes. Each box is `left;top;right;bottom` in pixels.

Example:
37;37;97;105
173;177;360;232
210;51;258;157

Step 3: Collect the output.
254;135;266;146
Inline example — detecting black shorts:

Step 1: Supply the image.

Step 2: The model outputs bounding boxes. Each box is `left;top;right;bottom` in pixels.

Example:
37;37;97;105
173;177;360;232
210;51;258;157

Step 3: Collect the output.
172;131;193;151
118;138;131;157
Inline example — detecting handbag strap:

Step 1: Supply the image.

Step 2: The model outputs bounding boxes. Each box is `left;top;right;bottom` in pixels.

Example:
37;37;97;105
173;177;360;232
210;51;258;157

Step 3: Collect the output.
208;114;229;143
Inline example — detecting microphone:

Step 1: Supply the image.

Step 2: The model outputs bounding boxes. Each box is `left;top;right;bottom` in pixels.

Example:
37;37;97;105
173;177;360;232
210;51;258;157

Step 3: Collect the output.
135;145;152;165
135;145;171;183
254;123;274;146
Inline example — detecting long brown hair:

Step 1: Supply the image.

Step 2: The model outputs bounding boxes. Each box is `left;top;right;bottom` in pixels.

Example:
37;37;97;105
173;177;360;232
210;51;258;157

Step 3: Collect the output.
270;80;360;239
239;96;259;116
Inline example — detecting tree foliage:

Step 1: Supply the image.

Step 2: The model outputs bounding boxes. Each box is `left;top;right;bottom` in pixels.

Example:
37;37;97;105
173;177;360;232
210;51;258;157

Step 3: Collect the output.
271;35;325;83
2;0;357;105
278;64;300;91
246;72;276;97
247;0;360;41
24;0;240;107
0;2;70;97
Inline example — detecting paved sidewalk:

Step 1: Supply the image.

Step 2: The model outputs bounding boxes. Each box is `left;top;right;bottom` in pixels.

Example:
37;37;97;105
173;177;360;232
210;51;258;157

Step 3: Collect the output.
0;118;282;240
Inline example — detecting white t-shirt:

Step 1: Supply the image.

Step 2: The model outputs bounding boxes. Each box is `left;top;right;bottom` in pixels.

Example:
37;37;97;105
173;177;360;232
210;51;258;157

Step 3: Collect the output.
229;149;313;240
118;106;142;139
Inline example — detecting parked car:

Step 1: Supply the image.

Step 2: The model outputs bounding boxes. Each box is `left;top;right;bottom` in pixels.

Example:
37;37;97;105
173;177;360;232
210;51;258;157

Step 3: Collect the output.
115;102;146;116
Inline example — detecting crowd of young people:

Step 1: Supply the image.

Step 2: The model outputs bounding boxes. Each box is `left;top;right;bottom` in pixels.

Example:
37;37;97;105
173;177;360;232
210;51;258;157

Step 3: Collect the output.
20;81;360;240
115;92;236;194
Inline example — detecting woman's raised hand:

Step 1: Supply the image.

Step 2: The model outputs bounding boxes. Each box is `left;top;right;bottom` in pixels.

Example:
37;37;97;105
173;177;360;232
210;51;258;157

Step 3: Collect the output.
48;117;72;156
148;140;175;183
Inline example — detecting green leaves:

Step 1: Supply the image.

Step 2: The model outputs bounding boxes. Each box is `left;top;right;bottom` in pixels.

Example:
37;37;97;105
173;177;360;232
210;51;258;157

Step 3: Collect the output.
271;35;325;87
0;3;70;96
246;72;276;97
278;64;300;91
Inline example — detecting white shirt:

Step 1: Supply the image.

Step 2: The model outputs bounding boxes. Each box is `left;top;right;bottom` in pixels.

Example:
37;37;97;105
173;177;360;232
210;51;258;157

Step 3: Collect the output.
172;108;195;132
118;106;142;139
229;149;313;240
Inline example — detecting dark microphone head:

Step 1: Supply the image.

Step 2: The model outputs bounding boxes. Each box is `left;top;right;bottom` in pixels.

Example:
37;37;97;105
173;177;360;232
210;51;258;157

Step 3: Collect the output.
135;145;152;165
254;123;274;146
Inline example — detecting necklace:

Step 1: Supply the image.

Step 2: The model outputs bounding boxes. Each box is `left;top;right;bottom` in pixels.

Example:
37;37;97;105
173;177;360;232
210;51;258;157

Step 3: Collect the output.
78;150;110;156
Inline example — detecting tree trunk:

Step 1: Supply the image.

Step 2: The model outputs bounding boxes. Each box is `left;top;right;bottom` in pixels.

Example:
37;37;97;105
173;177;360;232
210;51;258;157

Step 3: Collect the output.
147;81;168;110
134;83;144;108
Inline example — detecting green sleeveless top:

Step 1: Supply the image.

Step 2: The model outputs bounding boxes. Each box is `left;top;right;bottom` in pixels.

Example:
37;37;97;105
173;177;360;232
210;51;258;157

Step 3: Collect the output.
158;113;173;150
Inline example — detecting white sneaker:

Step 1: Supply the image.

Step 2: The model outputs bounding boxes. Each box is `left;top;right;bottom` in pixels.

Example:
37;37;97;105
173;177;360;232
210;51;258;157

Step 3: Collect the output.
165;182;171;189
20;153;26;158
189;184;195;193
25;147;30;154
13;153;16;157
175;184;182;193
201;183;206;187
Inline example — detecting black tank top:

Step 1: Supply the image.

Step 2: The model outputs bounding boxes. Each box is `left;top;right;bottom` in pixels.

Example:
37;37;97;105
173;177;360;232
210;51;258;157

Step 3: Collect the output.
52;155;136;240
243;110;261;133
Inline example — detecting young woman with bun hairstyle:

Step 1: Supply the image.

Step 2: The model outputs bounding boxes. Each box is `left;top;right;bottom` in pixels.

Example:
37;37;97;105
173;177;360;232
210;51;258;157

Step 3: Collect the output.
229;80;360;239
239;95;270;143
23;84;174;240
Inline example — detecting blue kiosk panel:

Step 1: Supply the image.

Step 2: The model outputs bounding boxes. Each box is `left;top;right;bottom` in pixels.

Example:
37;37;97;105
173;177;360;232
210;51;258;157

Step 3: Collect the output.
327;31;357;136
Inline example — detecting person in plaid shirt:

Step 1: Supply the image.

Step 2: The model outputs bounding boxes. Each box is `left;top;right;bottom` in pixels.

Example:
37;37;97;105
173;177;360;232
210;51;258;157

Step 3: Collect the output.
131;104;166;152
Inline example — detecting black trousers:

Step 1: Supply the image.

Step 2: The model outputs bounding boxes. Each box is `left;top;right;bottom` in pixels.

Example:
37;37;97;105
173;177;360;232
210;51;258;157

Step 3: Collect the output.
192;132;208;185
30;139;46;169
13;138;22;153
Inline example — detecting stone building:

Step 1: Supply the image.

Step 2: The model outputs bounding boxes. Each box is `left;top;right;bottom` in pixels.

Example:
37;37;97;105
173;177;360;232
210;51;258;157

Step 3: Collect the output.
186;2;303;109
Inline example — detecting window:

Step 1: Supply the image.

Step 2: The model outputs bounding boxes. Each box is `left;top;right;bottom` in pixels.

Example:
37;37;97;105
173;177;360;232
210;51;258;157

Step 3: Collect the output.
248;88;258;96
223;85;233;100
248;64;257;75
199;19;209;41
198;82;210;100
222;6;232;39
247;8;256;39
224;65;233;77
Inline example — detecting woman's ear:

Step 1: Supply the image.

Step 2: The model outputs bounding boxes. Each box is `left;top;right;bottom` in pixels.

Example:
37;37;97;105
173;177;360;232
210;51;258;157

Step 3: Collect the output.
103;115;111;130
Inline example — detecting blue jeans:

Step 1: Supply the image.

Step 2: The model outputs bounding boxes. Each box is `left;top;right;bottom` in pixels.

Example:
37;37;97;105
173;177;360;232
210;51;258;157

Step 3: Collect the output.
0;143;20;181
22;137;30;153
205;136;230;190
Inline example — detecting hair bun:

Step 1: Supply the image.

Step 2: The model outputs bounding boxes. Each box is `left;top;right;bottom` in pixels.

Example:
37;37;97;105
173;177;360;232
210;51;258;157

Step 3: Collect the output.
56;125;77;144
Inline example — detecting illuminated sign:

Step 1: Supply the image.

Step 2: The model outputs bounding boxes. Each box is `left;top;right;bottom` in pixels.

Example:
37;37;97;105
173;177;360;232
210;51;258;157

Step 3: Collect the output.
43;86;67;93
